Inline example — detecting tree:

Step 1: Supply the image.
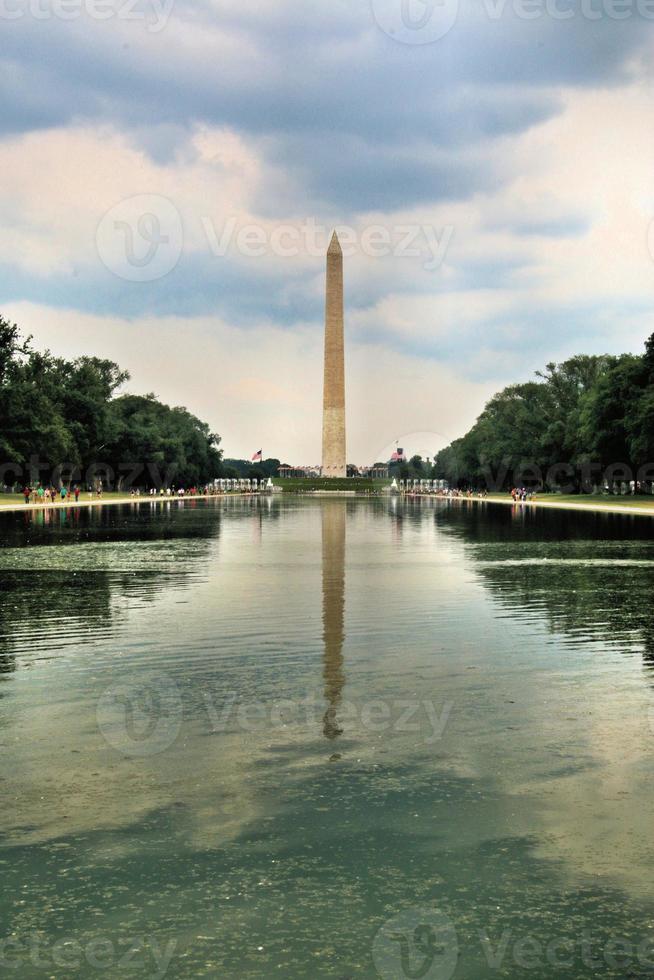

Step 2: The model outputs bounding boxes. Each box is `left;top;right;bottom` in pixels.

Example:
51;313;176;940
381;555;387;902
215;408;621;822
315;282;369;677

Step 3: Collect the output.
578;355;644;488
625;333;654;485
54;357;129;473
433;347;648;493
535;355;613;469
0;318;224;490
105;394;223;489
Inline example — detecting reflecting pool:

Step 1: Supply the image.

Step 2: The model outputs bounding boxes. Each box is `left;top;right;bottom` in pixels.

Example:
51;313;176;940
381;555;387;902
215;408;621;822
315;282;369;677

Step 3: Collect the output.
2;496;654;978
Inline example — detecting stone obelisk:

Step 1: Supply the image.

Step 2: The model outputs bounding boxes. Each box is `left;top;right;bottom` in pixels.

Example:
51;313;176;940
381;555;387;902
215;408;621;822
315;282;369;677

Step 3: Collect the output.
321;231;346;477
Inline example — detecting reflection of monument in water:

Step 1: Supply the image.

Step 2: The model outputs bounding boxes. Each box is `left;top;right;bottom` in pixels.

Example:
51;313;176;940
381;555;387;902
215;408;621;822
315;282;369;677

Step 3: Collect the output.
321;502;346;739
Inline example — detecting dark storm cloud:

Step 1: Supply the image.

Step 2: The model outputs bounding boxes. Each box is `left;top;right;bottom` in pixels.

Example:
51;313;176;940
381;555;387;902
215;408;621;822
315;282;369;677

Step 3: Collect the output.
0;2;648;188
0;253;323;324
1;0;651;376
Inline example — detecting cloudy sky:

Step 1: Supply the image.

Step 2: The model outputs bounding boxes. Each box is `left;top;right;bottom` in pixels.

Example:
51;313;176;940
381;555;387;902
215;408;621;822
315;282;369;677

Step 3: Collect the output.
2;0;654;463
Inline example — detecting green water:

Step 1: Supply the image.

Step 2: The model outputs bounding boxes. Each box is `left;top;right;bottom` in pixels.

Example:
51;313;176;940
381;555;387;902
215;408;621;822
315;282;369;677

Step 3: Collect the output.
2;496;654;979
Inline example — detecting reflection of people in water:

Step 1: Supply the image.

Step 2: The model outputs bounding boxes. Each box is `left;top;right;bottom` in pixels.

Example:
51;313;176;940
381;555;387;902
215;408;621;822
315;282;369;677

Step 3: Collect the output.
321;502;346;740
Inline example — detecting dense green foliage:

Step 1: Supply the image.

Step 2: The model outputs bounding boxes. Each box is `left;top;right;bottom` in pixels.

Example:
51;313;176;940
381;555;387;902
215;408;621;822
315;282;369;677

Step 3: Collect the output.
388;455;436;481
433;335;654;492
223;457;283;479
0;317;223;488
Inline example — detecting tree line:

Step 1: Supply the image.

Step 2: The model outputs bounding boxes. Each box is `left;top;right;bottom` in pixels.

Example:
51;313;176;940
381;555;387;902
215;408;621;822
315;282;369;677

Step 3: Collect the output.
7;312;651;494
0;317;224;490
433;333;654;493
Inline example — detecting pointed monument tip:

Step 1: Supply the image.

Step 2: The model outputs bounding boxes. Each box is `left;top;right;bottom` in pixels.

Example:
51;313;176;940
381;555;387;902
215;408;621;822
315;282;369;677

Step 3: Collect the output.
328;230;342;255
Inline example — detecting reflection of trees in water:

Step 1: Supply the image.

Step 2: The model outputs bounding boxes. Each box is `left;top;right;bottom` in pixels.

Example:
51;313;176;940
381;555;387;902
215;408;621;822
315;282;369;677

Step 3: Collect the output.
0;569;116;679
321;502;346;740
433;499;654;545
477;561;654;676
430;502;654;679
3;499;228;548
0;569;156;661
0;502;224;669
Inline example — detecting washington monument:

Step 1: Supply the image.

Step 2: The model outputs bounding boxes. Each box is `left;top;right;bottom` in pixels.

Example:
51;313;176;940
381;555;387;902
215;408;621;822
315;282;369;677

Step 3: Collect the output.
321;231;346;477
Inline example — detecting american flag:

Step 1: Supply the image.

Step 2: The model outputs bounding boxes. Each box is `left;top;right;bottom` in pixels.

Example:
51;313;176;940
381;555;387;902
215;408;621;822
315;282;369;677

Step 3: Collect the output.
391;447;405;461
251;449;263;461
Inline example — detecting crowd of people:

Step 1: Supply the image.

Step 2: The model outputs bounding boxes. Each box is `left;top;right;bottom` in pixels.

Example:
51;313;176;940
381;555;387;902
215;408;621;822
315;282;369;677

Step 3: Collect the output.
403;485;540;502
510;487;537;502
22;484;83;505
135;484;262;498
404;486;489;499
18;482;263;505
